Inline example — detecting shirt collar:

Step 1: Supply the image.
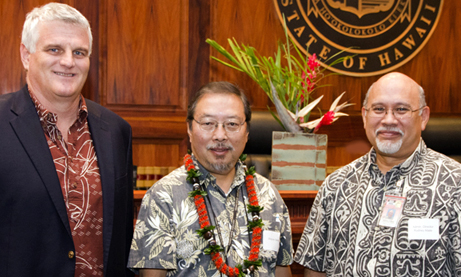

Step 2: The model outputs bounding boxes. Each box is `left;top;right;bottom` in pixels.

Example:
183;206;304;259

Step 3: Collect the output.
365;138;425;174
28;88;88;130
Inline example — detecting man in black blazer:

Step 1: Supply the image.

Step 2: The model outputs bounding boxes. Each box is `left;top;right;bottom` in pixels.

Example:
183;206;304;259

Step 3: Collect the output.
0;3;133;276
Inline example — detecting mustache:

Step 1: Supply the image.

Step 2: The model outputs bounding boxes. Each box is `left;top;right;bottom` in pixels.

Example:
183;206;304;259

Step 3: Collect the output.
206;143;234;151
375;126;404;136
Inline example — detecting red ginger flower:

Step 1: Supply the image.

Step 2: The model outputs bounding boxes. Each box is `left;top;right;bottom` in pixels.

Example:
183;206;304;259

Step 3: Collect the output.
308;53;320;70
299;91;353;132
314;110;335;132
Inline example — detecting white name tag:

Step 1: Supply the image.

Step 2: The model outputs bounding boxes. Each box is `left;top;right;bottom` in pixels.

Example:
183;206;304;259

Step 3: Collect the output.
408;218;439;240
262;230;280;252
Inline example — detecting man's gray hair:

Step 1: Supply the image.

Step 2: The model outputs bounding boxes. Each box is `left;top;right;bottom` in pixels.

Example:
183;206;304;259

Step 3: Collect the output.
22;3;92;55
363;82;427;114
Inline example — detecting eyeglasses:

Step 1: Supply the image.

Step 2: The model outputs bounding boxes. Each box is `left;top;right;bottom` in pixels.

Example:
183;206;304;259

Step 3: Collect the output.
193;118;246;133
364;105;426;120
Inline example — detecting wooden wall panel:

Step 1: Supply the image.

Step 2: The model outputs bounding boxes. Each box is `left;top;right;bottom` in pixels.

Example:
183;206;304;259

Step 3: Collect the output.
133;143;181;167
103;0;187;115
0;0;460;170
209;0;461;115
208;0;461;166
210;0;282;110
0;1;27;94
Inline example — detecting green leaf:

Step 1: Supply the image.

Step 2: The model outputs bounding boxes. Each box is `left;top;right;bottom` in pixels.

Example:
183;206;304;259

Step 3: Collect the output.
204;245;224;255
196;225;216;236
188;190;207;198
248;219;264;231
206;16;353;132
247;204;264;213
245;166;256;176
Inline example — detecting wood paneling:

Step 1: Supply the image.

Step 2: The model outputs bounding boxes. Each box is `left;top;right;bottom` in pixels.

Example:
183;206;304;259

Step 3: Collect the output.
210;0;282;109
103;0;186;114
209;0;461;115
133;142;181;167
0;1;27;94
0;0;459;169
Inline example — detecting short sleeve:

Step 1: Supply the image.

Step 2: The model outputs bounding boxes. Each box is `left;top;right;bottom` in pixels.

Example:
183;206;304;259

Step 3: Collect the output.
128;182;177;272
276;198;294;266
450;180;461;274
294;179;329;272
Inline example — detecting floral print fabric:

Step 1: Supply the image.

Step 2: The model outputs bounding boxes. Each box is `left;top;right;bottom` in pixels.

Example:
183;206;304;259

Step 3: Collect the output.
128;156;293;276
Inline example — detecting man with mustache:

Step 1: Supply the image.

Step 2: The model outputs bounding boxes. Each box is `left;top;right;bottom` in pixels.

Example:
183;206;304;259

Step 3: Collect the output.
128;82;293;276
295;72;461;276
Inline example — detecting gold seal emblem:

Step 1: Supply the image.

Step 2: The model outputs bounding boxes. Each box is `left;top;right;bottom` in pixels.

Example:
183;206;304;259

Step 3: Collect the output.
274;0;443;76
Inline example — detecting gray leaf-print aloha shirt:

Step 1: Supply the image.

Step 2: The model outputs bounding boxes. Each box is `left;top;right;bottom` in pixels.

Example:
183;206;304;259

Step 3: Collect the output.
128;155;293;276
295;140;461;276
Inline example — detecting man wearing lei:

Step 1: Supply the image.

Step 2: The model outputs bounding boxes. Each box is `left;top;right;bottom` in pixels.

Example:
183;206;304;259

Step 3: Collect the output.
128;82;293;276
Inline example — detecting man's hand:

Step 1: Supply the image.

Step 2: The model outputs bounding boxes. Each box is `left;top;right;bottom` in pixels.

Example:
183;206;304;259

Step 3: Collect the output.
139;269;167;277
304;267;326;277
275;265;292;277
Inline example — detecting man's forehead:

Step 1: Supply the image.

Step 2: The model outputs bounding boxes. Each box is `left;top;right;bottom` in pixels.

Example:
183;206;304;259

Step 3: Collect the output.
369;83;419;105
37;21;89;41
195;93;245;117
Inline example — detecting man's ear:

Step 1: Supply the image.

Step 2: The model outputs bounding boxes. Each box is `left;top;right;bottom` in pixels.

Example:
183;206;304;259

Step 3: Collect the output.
420;106;430;131
187;122;192;143
361;107;368;128
20;44;31;71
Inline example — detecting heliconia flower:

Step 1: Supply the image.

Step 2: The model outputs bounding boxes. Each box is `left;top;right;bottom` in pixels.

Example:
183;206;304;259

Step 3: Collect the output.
299;91;353;132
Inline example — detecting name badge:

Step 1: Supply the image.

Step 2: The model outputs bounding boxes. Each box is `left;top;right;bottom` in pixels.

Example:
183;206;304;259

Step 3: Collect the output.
378;195;406;228
262;230;280;252
408;218;439;240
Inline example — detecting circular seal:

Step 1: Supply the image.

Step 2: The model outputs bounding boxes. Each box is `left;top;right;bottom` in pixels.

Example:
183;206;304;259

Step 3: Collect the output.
274;0;443;76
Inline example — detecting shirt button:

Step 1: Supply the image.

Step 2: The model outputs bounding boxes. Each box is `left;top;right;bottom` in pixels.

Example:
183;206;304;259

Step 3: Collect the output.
68;251;75;259
72;183;77;189
375;227;379;231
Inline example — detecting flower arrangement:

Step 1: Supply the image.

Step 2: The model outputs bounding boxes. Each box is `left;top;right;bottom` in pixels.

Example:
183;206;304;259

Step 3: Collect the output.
206;22;353;133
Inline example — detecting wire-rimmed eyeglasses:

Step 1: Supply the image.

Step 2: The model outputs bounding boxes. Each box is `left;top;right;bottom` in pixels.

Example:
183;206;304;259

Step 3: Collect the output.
193;118;246;132
364;105;426;120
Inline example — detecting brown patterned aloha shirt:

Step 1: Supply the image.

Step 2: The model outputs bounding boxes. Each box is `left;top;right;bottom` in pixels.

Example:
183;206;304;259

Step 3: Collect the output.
30;91;104;276
295;140;461;276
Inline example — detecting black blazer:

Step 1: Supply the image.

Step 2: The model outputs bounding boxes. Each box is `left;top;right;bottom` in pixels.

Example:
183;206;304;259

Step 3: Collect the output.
0;86;134;277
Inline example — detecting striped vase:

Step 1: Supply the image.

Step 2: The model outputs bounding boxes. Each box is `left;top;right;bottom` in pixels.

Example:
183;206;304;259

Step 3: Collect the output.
271;131;327;190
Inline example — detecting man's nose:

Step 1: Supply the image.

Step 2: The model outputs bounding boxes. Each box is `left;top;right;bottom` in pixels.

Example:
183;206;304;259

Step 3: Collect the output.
60;51;75;68
212;124;228;140
381;109;399;124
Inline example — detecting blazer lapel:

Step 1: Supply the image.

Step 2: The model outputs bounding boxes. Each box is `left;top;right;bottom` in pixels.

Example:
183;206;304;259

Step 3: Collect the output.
9;87;72;236
86;102;115;262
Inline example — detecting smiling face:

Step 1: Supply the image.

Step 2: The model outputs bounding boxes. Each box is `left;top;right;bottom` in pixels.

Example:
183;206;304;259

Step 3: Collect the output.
187;92;249;178
20;20;90;106
362;73;430;161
